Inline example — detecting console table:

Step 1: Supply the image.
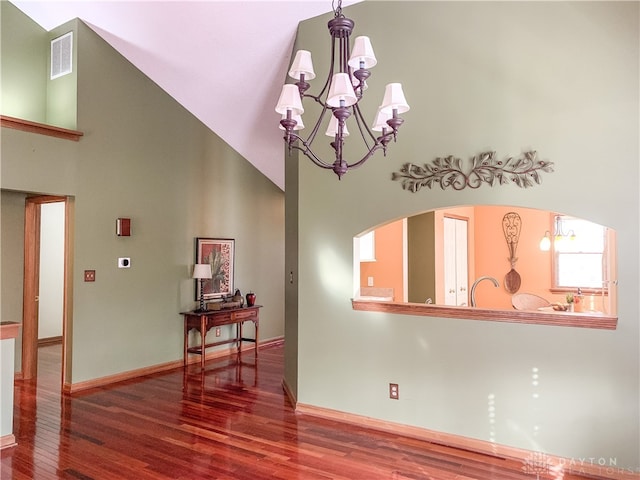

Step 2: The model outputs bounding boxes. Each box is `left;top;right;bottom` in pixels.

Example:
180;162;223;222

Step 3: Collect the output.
180;305;261;369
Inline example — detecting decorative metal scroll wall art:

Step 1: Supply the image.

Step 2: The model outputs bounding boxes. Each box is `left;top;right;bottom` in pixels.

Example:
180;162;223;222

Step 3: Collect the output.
391;151;553;193
502;212;522;294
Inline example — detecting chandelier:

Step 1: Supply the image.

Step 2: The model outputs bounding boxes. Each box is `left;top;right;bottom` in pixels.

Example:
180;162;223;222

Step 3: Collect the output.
539;215;576;251
275;0;409;179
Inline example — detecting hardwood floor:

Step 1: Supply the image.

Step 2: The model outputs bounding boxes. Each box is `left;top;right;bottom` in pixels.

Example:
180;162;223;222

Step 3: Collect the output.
1;343;604;480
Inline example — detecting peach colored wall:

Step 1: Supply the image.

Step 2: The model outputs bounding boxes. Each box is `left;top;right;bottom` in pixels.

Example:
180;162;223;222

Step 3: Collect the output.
472;206;560;309
360;220;404;301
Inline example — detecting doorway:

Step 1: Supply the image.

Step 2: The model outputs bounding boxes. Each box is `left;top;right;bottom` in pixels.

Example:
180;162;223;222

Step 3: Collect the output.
38;202;65;345
22;195;72;390
443;216;469;306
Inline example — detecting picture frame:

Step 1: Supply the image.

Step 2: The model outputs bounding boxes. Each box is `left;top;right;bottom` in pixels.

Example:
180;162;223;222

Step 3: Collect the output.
195;237;235;300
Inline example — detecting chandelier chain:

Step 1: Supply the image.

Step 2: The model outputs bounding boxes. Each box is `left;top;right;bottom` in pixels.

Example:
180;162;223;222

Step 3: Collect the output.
332;0;343;17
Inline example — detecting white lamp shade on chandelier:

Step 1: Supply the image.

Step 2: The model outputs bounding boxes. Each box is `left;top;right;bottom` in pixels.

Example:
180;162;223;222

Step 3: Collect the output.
371;107;392;132
288;50;316;80
325;116;350;137
347;36;377;69
275;84;304;116
275;0;409;179
327;73;358;107
380;83;410;114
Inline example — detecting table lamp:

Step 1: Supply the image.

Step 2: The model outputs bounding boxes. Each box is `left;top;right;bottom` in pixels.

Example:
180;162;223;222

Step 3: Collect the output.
192;263;212;312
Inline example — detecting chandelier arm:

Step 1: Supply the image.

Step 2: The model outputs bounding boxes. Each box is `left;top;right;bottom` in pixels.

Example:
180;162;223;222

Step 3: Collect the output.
343;139;387;170
351;103;378;148
313;32;339;101
340;34;350;74
287;133;338;170
303;93;330;109
303;105;332;148
352;108;374;151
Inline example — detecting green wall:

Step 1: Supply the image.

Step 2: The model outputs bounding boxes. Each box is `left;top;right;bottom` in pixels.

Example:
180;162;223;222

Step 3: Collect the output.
1;9;284;384
0;1;47;122
289;1;639;470
407;212;435;303
0;191;28;371
284;147;300;399
0;1;76;128
46;21;78;129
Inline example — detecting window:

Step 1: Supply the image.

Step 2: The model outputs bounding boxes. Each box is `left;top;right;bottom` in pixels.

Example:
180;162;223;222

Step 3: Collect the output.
553;216;607;289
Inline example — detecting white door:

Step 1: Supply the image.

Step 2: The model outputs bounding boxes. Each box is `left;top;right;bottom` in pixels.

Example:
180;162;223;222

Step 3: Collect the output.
443;217;469;306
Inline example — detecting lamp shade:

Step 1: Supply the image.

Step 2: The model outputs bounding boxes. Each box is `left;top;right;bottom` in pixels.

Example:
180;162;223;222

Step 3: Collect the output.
348;36;377;69
275;84;304;115
380;83;410;114
325;116;350;137
327;73;358;107
288;50;315;80
371;107;392;132
280;113;304;131
192;263;212;280
539;231;551;251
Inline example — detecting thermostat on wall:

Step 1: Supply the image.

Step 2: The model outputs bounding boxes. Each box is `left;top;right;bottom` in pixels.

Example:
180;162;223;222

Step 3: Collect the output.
118;257;131;268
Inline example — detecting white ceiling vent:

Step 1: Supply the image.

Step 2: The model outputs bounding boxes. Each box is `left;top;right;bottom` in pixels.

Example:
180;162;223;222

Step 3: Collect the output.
50;32;73;80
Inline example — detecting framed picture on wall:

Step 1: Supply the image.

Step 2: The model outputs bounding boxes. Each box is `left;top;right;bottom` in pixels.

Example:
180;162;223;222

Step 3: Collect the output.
195;237;235;300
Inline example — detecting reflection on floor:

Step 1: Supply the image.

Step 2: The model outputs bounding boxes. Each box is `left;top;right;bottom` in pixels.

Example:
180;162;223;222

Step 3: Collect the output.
1;343;597;480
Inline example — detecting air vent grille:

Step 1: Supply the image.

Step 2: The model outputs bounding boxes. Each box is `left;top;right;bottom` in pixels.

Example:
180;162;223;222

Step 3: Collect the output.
51;32;73;79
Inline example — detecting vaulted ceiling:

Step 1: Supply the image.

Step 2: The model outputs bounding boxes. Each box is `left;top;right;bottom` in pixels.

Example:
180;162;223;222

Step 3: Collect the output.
11;1;363;191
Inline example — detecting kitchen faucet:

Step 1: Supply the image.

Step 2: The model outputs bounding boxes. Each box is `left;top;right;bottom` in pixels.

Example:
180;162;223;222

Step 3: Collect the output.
470;276;499;307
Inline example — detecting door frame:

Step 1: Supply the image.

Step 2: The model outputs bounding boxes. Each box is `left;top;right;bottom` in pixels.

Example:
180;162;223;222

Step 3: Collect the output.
22;195;73;390
443;215;469;306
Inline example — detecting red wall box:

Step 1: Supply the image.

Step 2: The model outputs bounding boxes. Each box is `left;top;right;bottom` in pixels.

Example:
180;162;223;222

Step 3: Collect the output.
116;218;131;236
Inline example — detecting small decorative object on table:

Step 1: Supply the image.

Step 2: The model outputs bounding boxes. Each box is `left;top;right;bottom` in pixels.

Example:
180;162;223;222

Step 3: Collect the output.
220;289;244;309
246;291;256;307
233;289;244;306
573;288;584;313
566;293;574;312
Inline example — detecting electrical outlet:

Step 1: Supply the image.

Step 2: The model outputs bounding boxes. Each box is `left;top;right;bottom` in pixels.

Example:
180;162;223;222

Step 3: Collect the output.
389;383;399;400
367;276;374;286
84;270;95;282
215;327;221;337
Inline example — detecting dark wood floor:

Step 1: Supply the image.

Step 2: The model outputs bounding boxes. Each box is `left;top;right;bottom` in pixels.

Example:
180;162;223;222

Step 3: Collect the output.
2;343;601;480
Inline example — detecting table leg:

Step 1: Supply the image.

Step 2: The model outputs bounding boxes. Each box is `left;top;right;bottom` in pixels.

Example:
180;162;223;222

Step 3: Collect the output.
200;315;206;370
183;320;188;367
254;320;259;358
238;322;242;352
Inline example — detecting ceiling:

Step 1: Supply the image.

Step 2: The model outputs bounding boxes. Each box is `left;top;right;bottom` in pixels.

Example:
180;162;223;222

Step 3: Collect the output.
11;0;363;191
